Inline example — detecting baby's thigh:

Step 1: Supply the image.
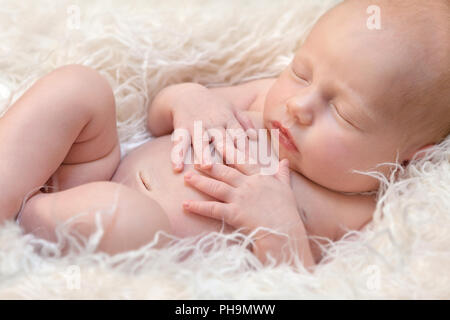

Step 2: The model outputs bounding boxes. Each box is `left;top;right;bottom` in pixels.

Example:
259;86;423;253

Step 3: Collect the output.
18;181;172;254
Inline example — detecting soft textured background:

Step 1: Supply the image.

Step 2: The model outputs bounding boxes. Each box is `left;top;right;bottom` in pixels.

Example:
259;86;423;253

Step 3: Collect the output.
0;0;449;299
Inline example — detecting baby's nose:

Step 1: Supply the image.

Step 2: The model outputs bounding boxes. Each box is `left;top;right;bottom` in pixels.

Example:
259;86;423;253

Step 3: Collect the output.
286;98;313;126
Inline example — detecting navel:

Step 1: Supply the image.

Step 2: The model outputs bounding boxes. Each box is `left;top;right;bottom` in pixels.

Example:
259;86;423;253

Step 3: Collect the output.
138;170;152;191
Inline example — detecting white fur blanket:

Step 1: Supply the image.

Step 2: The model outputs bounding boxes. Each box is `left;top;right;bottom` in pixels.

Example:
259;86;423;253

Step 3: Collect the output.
0;0;449;299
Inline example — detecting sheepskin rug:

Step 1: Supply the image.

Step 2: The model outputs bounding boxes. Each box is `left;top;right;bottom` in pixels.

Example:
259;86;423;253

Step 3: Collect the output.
0;0;449;299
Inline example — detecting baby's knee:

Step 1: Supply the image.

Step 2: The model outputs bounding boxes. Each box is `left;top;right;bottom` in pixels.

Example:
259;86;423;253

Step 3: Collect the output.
45;64;115;116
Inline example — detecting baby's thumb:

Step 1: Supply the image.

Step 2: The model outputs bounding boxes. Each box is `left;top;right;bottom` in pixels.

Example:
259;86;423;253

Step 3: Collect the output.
275;159;290;185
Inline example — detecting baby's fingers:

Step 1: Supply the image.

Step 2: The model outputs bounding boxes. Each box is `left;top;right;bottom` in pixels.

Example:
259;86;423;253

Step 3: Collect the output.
226;118;250;152
183;200;232;223
194;162;243;187
171;128;191;172
192;127;212;169
184;171;233;202
233;109;257;140
209;127;237;163
275;159;291;185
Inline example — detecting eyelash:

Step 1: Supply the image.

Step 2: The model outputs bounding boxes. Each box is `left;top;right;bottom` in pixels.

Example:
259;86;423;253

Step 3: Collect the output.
291;66;310;85
331;103;353;127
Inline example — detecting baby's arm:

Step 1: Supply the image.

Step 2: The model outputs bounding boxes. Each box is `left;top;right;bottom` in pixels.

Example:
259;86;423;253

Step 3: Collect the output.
146;79;268;136
291;171;376;259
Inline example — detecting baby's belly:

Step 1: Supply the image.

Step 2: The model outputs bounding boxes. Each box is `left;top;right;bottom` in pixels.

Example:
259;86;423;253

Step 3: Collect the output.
111;135;233;237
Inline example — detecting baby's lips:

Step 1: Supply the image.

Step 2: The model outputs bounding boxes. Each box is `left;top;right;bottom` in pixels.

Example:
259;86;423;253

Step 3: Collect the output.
200;161;212;169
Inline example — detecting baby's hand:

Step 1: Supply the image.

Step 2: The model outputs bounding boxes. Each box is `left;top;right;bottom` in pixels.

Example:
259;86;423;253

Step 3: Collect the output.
182;160;314;266
170;86;255;172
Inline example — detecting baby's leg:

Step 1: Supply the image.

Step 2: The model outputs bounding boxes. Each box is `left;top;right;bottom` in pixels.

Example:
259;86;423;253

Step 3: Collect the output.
0;65;120;222
18;181;172;254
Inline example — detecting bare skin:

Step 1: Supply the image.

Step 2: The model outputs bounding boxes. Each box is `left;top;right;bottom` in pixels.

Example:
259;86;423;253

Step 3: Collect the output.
0;65;171;254
0;64;371;264
0;0;448;266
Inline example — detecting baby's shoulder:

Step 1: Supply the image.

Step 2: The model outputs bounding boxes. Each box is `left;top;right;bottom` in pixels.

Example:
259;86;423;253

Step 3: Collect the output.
209;77;275;112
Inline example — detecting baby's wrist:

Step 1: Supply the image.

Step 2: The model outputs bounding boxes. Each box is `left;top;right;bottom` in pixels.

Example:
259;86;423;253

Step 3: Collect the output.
252;218;311;265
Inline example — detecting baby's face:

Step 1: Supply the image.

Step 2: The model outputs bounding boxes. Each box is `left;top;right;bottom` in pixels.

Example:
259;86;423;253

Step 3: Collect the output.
263;2;423;192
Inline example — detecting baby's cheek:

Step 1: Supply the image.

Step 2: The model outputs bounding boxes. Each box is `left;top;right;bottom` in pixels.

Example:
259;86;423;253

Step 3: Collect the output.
309;134;359;173
331;136;376;173
300;128;382;191
327;138;354;159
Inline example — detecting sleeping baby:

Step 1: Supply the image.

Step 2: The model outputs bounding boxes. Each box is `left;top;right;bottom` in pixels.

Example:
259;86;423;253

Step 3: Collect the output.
0;0;449;268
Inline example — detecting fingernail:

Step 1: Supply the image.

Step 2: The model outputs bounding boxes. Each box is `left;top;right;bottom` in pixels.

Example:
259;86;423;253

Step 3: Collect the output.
174;162;182;169
183;200;190;208
247;129;257;140
184;171;193;180
202;163;212;169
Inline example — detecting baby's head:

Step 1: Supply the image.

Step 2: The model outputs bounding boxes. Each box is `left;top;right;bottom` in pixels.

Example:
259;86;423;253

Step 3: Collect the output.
263;0;450;192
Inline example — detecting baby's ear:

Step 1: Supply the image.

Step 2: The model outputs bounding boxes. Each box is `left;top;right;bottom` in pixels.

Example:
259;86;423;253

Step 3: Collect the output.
402;144;435;165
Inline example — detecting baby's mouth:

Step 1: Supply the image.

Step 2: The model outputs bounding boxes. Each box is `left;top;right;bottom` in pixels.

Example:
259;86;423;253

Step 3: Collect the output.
270;121;299;152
